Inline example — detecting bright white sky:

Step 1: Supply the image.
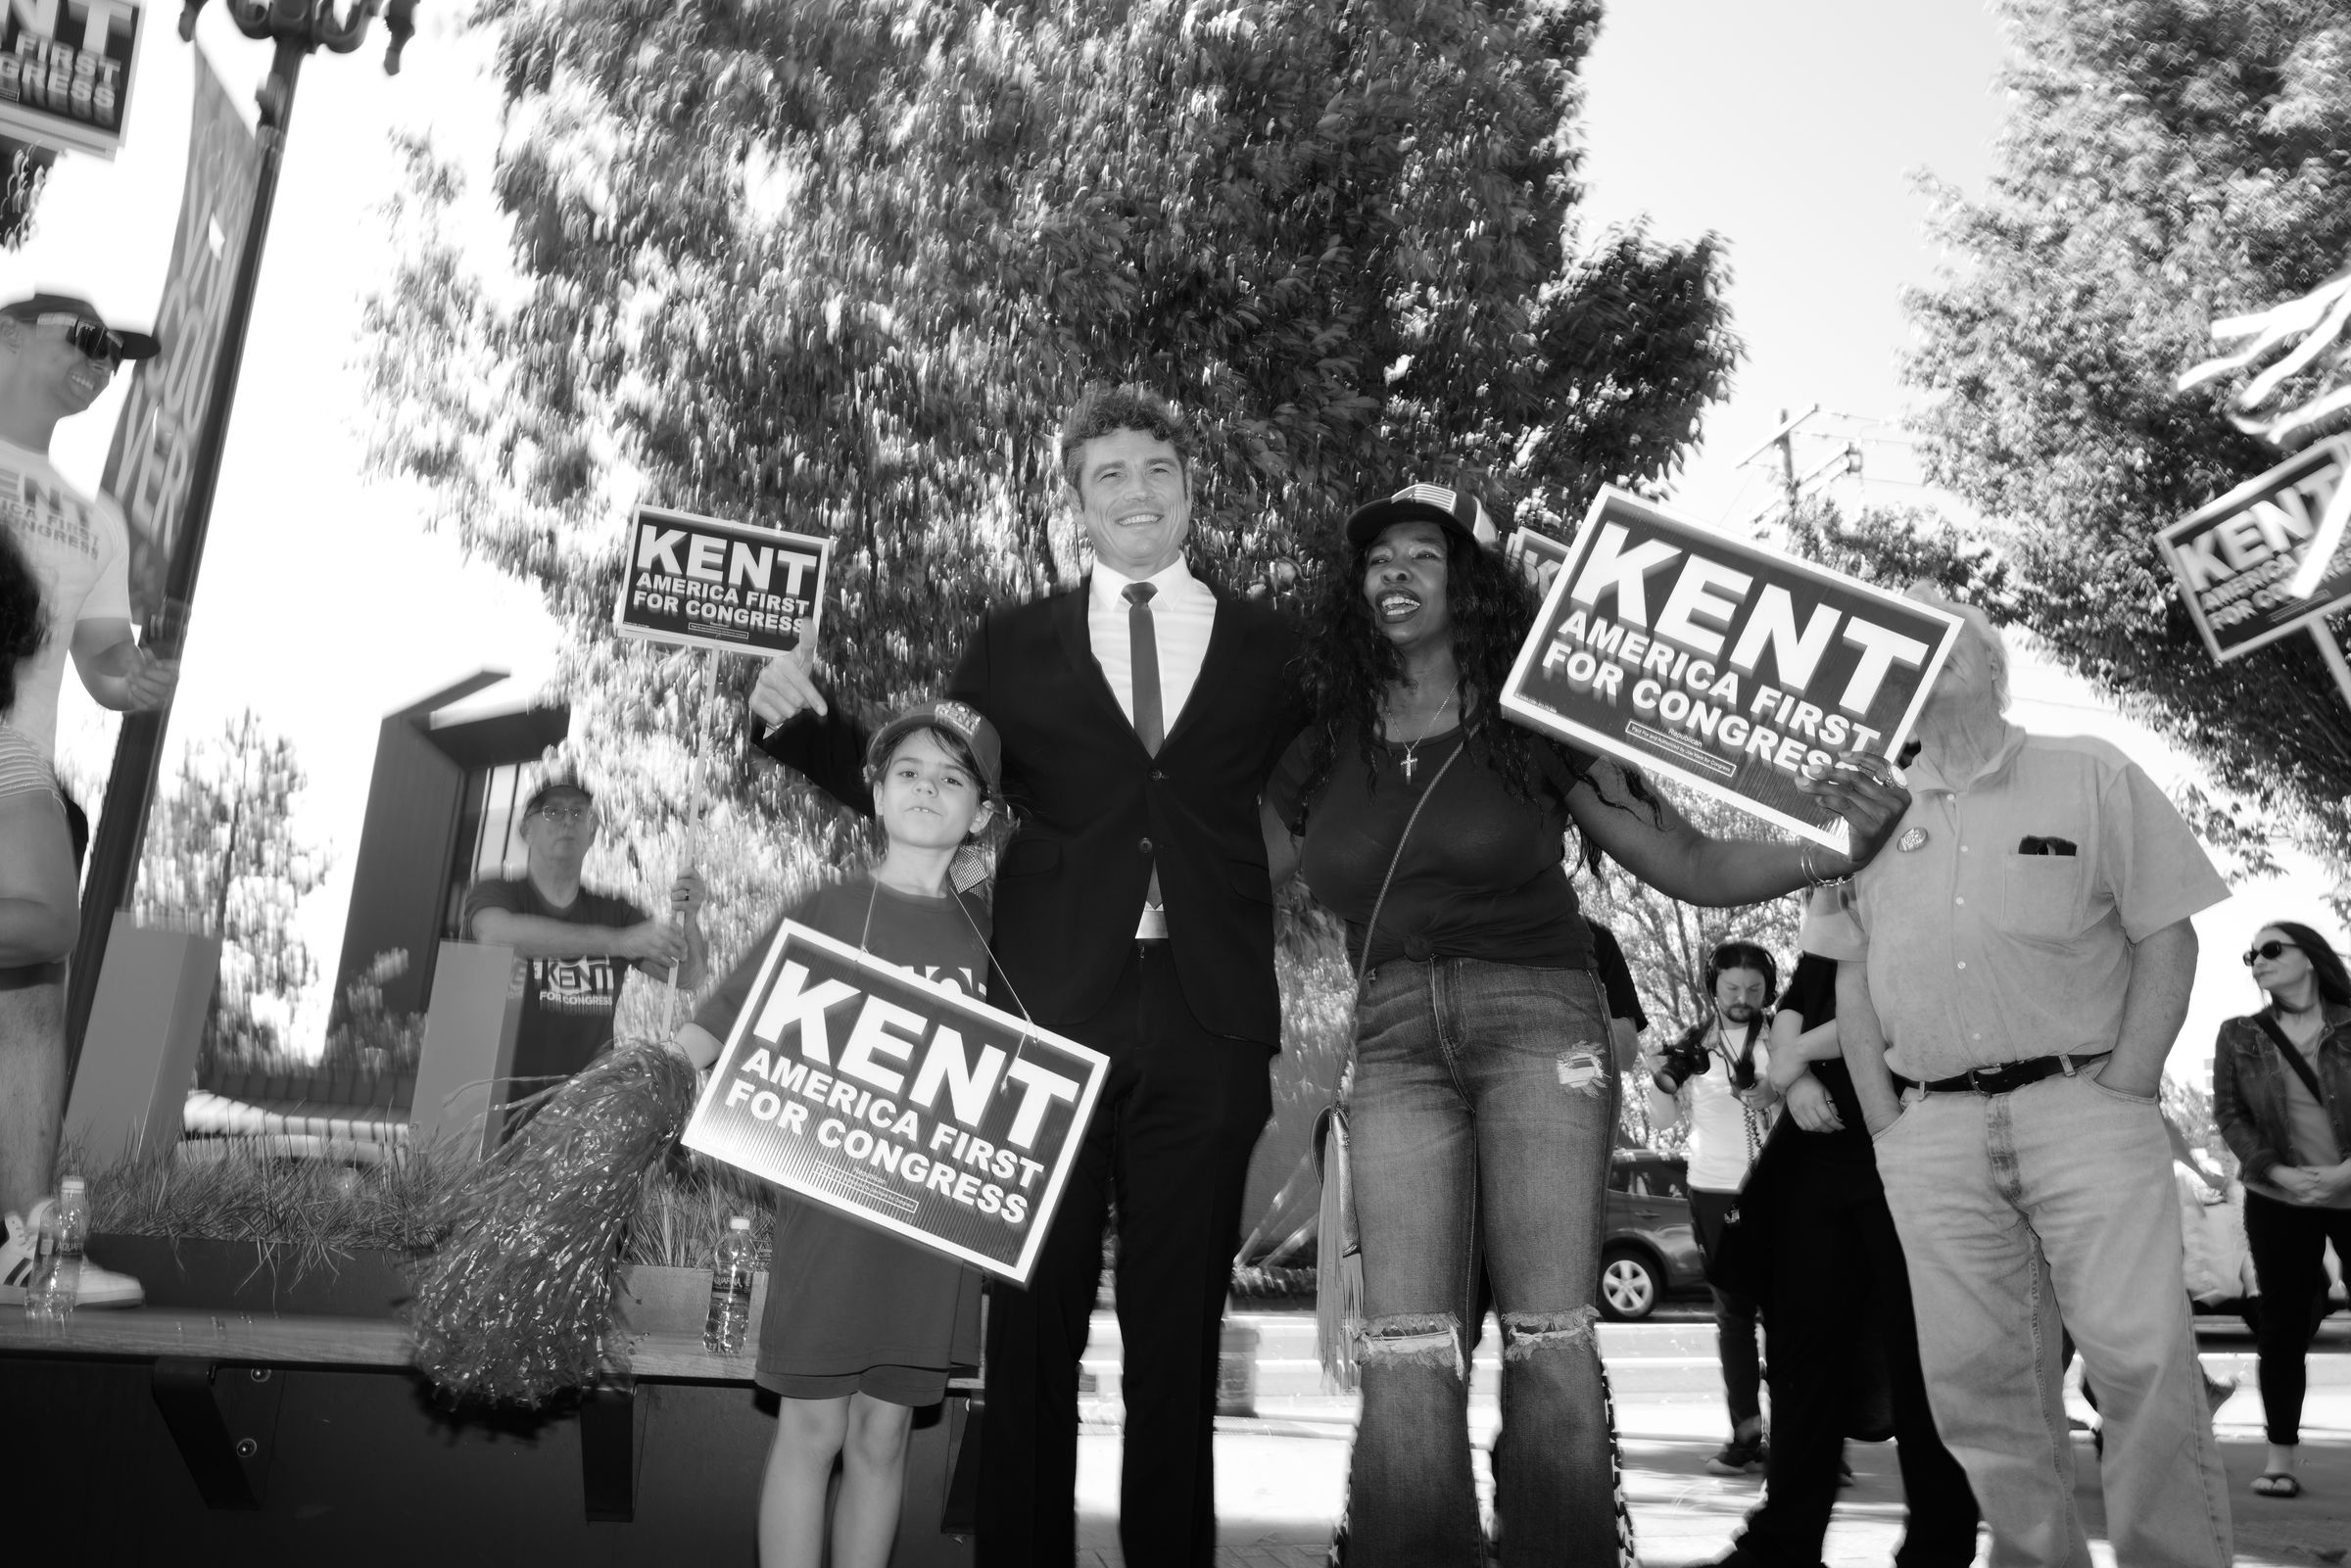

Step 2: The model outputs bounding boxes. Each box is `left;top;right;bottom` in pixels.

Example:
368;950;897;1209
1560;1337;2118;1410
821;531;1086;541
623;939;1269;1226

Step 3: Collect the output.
8;0;2340;1070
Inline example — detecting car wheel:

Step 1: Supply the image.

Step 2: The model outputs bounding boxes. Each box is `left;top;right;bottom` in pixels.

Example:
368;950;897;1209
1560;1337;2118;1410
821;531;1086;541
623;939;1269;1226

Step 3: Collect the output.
1599;1246;1659;1322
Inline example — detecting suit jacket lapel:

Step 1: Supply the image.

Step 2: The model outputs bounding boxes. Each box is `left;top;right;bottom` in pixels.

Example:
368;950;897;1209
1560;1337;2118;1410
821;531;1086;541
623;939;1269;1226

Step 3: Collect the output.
1053;578;1142;743
1161;581;1231;753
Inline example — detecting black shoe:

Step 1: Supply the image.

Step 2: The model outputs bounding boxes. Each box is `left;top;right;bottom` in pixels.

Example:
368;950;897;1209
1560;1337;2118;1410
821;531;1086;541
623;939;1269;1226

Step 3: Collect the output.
1706;1434;1767;1475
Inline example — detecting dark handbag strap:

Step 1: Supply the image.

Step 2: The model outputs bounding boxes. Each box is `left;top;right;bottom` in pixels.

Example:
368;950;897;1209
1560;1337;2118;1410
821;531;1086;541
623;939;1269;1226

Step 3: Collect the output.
2255;1012;2329;1106
1332;743;1465;1102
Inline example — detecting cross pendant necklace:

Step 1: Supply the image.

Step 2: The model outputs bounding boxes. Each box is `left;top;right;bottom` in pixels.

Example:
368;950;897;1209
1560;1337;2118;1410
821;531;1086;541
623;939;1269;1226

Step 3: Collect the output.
1395;688;1458;781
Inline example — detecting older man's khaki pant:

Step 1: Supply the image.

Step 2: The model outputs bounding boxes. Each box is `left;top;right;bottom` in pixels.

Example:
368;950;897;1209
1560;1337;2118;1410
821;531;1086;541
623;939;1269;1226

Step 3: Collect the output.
1874;1069;2231;1568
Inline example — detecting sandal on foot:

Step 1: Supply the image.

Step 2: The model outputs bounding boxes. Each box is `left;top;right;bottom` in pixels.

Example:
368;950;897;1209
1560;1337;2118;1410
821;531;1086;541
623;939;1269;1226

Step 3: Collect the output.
2252;1472;2301;1498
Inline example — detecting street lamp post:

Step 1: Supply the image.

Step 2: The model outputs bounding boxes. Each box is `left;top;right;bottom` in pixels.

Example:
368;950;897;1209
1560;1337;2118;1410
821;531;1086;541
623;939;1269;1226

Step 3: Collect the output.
64;0;420;1077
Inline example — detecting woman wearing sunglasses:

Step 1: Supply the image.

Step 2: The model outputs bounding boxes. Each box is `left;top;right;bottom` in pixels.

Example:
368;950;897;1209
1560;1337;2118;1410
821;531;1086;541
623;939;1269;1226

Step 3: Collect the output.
2212;922;2351;1499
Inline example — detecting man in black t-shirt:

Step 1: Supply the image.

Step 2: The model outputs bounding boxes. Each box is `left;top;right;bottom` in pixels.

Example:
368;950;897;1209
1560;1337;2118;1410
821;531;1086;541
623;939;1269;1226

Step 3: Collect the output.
461;779;709;1111
1590;922;1648;1071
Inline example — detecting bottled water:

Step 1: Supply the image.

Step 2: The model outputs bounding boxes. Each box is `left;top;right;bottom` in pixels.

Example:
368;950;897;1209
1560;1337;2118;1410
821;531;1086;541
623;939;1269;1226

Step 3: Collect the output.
703;1214;754;1354
55;1176;88;1287
24;1177;91;1327
23;1212;69;1325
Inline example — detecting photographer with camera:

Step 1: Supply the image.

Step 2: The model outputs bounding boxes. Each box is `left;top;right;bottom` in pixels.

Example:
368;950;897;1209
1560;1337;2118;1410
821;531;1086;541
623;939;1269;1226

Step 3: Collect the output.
1646;940;1783;1475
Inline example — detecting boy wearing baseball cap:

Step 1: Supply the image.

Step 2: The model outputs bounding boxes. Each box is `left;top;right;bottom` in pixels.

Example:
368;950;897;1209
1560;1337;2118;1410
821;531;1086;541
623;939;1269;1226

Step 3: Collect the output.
673;698;1005;1568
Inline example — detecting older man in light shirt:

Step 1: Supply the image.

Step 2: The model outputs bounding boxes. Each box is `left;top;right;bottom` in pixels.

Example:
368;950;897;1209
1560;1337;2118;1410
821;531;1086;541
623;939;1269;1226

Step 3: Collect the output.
1831;592;2231;1568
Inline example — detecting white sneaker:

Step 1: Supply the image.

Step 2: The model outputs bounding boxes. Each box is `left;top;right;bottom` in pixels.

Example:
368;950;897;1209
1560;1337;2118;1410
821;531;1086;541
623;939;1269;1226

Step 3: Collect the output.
0;1203;143;1308
0;1211;33;1306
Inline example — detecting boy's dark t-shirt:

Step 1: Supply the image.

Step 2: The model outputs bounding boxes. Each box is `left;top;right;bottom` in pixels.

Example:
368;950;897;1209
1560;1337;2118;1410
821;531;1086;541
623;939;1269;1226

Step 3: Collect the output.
461;876;650;1085
696;876;989;1392
1265;725;1596;973
1778;951;1869;1158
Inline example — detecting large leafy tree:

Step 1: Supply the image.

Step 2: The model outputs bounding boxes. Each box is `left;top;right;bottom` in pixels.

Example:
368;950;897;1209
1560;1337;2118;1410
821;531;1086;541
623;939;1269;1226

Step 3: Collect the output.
1895;0;2351;900
363;0;1736;757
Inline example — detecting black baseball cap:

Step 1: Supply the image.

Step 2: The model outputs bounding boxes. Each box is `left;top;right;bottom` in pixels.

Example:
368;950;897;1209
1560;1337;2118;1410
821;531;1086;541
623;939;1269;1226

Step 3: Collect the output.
0;293;162;361
866;699;1004;795
523;778;595;816
1344;481;1499;550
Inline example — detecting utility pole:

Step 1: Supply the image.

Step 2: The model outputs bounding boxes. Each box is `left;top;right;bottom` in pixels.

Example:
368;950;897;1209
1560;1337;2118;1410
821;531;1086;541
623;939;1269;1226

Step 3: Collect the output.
1775;406;1800;515
1736;404;1822;529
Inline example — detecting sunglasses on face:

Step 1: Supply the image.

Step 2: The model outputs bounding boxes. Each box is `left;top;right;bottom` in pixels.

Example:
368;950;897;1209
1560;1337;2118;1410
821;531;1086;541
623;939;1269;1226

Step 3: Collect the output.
2243;940;2301;966
61;318;123;370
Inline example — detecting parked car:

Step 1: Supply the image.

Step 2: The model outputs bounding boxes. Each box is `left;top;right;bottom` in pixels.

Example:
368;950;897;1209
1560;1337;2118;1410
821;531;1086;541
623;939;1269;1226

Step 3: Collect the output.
1600;1148;1706;1321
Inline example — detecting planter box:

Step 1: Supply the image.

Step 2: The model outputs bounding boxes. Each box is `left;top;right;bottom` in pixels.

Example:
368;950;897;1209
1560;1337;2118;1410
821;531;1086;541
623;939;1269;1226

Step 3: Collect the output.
82;1236;767;1342
86;1233;414;1318
615;1261;770;1344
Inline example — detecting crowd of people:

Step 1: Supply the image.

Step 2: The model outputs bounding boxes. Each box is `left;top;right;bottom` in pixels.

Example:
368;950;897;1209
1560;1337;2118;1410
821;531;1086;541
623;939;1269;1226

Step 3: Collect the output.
3;302;2345;1568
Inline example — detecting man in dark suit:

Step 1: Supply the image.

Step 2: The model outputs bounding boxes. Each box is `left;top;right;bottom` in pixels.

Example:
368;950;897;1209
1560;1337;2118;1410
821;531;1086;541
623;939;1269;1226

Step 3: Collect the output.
747;385;1302;1567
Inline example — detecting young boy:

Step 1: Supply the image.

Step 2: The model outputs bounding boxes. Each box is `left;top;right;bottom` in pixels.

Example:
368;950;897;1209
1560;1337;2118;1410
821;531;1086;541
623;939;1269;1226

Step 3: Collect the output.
672;698;1002;1568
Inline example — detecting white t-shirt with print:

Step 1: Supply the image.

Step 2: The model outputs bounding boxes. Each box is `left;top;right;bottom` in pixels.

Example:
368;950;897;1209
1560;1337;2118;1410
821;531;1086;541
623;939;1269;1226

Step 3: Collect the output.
1684;1020;1774;1193
0;436;131;757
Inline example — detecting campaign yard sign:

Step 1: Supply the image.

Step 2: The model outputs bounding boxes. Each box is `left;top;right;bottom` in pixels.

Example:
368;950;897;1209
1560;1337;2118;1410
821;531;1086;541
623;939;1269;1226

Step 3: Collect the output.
614;503;830;657
0;0;141;158
1507;526;1570;575
682;923;1108;1284
2155;438;2351;663
1501;488;1962;848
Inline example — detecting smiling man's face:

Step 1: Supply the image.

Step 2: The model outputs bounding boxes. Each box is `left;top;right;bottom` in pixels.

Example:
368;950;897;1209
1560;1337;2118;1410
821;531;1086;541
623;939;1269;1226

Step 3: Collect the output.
13;319;115;415
1071;427;1191;579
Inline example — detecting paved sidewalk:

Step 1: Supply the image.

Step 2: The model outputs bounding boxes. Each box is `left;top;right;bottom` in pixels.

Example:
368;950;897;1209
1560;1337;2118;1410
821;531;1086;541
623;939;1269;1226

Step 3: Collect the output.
1071;1323;2351;1567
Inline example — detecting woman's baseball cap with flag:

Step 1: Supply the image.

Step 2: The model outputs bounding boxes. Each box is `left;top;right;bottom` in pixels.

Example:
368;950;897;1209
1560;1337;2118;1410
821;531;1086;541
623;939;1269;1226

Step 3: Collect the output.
1343;481;1499;550
865;698;1004;796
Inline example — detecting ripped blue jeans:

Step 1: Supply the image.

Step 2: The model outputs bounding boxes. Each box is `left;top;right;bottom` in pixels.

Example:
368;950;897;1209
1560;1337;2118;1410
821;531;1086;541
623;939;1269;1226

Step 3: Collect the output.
1345;958;1624;1567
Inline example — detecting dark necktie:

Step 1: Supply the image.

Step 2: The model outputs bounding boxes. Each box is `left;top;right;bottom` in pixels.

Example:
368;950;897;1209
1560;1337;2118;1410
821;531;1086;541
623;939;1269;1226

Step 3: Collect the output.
1125;582;1164;918
1125;582;1164;753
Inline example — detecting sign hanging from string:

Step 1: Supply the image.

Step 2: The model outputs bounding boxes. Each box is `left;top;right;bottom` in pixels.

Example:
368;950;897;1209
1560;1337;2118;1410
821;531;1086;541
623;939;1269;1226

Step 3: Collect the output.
682;922;1109;1283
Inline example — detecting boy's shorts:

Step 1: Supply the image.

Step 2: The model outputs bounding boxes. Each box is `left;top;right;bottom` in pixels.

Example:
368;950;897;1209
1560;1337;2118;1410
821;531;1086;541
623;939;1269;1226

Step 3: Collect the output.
756;1362;948;1407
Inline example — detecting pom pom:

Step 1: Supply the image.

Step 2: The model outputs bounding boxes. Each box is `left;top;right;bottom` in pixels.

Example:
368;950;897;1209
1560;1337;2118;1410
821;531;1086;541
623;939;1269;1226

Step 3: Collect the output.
408;1044;699;1406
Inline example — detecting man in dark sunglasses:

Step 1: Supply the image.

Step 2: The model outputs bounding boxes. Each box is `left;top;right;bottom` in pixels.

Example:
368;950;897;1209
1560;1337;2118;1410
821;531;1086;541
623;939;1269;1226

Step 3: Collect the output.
0;292;175;762
0;294;172;1318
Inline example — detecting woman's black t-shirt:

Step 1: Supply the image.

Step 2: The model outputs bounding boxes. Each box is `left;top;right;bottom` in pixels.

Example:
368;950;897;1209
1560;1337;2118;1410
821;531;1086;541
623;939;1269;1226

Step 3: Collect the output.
1266;723;1595;973
1778;950;1870;1158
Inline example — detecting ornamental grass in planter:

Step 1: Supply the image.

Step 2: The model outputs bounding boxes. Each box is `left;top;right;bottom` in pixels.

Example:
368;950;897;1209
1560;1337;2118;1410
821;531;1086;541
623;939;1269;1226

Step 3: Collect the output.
73;1136;779;1321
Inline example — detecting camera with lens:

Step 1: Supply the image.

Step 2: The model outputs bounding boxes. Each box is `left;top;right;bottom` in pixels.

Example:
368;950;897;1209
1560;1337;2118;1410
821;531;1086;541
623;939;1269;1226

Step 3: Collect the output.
1653;1036;1711;1093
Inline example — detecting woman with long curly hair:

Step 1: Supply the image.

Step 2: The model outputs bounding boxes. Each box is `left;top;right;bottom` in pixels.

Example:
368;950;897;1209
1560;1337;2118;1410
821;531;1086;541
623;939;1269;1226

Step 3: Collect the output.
1263;482;1912;1566
2213;919;2351;1500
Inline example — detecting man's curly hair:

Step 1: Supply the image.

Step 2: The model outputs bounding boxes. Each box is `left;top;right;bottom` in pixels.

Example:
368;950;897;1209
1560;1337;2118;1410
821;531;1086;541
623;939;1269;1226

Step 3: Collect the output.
1057;384;1194;495
0;526;45;716
1289;525;1592;834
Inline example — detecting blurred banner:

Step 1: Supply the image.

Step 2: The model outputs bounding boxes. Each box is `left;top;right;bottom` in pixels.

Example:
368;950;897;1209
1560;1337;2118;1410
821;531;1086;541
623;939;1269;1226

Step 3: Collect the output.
100;48;256;624
0;0;142;158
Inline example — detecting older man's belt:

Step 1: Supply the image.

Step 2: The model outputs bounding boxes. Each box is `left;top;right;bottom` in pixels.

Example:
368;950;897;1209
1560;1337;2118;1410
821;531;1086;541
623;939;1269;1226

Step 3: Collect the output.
1894;1050;2112;1096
